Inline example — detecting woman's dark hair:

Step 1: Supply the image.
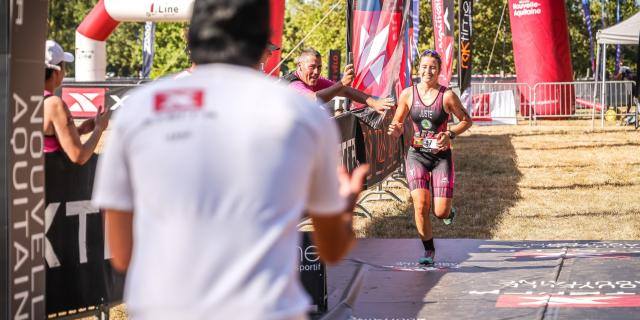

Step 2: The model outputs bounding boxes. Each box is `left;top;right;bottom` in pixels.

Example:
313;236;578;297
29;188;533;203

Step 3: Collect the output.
45;62;63;81
188;0;270;67
420;49;442;70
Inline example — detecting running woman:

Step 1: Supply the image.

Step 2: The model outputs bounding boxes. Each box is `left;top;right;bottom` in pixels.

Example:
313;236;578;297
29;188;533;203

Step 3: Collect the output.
388;50;472;265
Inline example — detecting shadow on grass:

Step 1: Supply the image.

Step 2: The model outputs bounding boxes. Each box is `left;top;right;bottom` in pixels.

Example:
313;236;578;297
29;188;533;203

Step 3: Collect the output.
362;134;522;240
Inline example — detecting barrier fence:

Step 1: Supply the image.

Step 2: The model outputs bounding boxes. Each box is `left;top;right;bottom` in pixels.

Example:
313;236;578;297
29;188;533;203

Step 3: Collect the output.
469;80;637;126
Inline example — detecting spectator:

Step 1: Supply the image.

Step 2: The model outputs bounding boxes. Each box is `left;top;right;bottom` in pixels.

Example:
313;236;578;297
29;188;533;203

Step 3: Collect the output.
43;40;109;164
92;0;368;319
286;48;394;113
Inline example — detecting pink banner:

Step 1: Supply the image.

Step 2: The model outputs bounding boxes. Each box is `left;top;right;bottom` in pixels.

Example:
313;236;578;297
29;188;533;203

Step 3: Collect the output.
431;0;455;86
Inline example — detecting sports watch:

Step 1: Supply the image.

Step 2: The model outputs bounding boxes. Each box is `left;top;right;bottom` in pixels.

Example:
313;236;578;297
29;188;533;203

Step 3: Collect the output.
447;130;456;140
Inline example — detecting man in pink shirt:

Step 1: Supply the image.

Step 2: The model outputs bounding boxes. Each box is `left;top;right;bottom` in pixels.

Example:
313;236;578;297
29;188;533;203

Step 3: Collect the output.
288;48;394;114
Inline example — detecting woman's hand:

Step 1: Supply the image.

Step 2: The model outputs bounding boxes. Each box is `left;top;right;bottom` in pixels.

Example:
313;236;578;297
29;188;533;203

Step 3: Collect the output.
388;121;403;138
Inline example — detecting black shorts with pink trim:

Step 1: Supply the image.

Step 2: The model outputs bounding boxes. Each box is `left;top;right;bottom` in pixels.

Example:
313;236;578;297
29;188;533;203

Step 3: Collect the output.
405;147;455;198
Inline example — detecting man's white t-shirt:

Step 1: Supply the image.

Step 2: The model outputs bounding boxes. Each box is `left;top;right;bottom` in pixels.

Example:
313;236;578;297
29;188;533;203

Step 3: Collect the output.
92;64;345;320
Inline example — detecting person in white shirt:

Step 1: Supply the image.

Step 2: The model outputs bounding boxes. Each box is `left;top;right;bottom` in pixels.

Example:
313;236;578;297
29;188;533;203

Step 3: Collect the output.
92;0;367;319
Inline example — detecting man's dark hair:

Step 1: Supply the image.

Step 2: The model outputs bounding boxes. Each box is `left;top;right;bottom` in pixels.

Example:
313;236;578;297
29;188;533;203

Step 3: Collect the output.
188;0;270;67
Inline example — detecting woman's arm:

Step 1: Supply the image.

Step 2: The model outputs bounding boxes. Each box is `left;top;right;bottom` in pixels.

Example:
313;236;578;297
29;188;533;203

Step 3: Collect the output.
387;87;412;137
435;90;473;150
46;96;108;164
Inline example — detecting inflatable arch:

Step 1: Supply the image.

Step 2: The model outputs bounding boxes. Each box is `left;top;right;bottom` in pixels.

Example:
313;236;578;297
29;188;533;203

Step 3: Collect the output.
75;0;285;81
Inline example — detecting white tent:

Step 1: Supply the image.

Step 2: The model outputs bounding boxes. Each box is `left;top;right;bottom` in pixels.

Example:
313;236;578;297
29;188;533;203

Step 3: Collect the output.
596;12;640;45
593;11;639;127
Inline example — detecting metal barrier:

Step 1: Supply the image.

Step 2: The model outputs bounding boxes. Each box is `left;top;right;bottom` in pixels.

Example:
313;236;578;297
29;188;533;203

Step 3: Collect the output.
532;80;635;126
470;82;532;125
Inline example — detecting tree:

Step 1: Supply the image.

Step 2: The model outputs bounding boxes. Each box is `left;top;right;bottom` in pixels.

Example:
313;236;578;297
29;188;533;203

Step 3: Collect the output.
48;0;190;79
282;0;347;75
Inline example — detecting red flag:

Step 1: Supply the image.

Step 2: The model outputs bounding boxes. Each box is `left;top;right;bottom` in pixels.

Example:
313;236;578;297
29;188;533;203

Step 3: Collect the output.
351;0;411;108
431;0;455;86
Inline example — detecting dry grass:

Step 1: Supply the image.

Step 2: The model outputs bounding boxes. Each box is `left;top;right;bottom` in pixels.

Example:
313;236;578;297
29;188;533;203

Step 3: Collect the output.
354;120;640;240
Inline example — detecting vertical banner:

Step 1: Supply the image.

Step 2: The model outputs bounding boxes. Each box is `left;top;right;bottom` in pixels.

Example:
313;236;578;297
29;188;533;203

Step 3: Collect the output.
431;0;455;86
265;0;285;76
458;0;473;113
328;49;341;82
352;0;411;104
581;0;595;74
351;0;410;184
615;0;621;74
4;0;49;319
141;21;155;78
509;0;574;117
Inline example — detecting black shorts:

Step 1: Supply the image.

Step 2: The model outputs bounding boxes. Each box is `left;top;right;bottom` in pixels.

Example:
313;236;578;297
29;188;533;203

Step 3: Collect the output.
405;147;454;198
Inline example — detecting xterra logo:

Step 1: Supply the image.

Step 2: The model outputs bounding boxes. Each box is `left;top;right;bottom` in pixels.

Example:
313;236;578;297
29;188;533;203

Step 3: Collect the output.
62;87;129;117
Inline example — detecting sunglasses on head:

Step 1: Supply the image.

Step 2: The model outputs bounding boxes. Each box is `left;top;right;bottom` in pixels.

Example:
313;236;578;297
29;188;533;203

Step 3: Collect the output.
421;49;440;58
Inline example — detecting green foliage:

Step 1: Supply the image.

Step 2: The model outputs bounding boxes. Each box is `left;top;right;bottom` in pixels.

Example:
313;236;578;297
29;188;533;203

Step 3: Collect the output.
282;0;346;76
47;0;189;79
48;0;638;80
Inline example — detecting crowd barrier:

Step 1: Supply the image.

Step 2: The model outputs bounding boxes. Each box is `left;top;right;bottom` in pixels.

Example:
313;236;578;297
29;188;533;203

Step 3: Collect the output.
469;80;636;126
47;82;406;317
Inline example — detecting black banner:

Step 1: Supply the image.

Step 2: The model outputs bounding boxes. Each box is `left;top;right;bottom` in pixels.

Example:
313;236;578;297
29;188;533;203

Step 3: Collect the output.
335;112;358;173
458;0;473;113
298;232;326;314
357;112;401;187
4;0;49;319
44;153;125;315
328;49;341;83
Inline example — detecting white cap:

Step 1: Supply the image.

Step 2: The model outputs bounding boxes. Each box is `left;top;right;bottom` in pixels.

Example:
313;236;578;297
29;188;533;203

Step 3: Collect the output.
45;40;74;70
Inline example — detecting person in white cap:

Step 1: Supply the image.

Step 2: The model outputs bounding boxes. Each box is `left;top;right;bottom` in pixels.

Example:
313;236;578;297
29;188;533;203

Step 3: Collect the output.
43;40;110;164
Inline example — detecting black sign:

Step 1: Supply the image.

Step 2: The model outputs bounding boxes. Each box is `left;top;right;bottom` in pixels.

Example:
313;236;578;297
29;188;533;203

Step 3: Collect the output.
335;112;358;173
298;232;327;314
44;153;125;315
458;0;473;112
357;113;401;187
3;0;49;319
328;49;341;82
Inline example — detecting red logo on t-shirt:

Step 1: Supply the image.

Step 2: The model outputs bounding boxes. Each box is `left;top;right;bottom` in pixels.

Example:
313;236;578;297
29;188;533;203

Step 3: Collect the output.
154;89;204;112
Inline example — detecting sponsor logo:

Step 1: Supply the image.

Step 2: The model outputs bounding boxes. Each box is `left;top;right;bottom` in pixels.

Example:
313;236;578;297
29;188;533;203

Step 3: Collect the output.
62;87;105;117
420;119;432;129
154;89;204;112
496;295;640;308
147;2;180;17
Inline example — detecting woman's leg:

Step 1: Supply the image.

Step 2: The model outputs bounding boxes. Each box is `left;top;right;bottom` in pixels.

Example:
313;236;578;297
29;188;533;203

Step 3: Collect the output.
411;188;433;240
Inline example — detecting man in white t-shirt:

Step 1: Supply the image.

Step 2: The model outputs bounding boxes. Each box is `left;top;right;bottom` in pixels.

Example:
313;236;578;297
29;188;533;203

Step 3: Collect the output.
92;1;367;319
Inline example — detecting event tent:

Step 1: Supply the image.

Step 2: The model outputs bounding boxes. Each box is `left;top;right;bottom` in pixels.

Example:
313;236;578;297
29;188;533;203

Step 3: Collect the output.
594;11;639;127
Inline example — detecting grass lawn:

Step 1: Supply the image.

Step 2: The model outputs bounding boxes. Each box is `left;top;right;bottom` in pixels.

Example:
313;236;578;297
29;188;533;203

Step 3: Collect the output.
354;120;640;240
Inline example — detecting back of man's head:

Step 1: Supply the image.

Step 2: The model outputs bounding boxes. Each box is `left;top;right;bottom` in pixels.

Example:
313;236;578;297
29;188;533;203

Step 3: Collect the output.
188;0;270;67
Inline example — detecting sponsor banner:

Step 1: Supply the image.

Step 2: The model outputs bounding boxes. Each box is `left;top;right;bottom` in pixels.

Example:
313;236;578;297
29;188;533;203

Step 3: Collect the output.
351;0;411;107
431;0;455;86
59;83;138;117
328;49;341;82
141;21;156;78
581;0;595;73
5;0;49;318
335;112;358;174
44;153;125;315
496;295;640;308
298;232;327;313
458;0;473;113
357;112;401;187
